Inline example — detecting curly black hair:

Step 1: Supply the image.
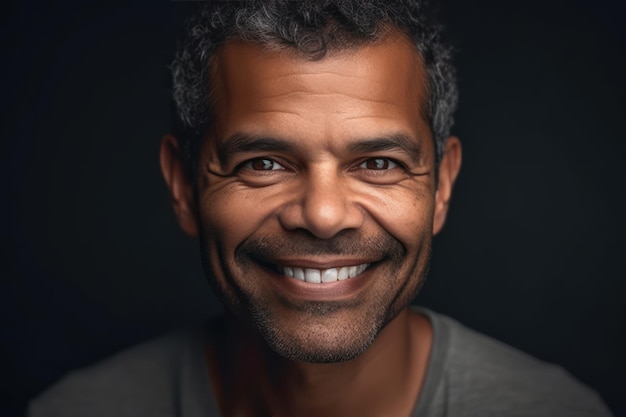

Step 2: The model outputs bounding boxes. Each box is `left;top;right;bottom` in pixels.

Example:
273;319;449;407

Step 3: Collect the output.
170;0;457;176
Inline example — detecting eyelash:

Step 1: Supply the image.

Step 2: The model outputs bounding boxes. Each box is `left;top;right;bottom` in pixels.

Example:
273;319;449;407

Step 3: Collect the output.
237;157;404;171
241;158;286;171
230;157;409;188
356;158;400;171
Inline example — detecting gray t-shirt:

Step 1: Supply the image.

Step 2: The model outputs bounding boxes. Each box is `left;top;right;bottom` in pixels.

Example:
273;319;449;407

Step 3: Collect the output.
28;309;612;416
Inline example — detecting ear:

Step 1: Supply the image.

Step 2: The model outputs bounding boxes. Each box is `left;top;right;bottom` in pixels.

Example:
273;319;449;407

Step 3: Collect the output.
433;136;462;235
159;135;199;237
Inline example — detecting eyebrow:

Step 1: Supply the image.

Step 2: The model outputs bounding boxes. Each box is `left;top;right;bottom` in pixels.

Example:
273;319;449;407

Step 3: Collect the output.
216;132;424;166
347;133;423;164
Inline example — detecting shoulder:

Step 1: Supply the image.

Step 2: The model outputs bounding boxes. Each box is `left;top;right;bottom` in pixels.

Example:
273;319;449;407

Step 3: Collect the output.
421;309;612;417
27;328;204;417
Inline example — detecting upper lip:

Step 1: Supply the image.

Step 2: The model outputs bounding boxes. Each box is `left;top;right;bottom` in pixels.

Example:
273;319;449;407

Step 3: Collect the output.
266;258;379;269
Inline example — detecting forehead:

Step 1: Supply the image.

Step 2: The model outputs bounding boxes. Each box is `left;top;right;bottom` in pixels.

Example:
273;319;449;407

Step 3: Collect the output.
208;34;431;153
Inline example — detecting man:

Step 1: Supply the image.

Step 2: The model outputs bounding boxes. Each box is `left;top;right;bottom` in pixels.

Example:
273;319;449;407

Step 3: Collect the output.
28;1;612;416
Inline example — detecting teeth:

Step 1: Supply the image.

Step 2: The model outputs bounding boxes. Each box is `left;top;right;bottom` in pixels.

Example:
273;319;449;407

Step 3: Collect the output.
294;268;305;281
321;268;338;283
281;264;370;283
348;266;357;278
305;269;321;283
337;267;349;281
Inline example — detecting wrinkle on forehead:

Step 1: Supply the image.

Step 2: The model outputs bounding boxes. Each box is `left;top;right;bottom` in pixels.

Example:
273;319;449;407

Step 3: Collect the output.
255;92;401;108
211;32;427;114
206;32;434;162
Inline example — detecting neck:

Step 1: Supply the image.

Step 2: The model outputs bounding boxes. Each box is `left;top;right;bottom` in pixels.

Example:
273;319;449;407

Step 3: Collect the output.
206;308;432;417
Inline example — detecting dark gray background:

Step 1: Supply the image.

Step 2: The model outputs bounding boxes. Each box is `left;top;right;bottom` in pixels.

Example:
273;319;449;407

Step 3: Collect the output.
2;0;625;416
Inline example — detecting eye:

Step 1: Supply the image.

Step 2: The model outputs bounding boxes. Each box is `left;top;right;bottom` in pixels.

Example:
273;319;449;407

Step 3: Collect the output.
243;158;285;171
358;158;398;170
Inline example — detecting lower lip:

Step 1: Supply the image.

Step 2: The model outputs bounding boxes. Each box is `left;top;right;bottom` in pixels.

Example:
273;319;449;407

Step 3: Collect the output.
263;264;377;301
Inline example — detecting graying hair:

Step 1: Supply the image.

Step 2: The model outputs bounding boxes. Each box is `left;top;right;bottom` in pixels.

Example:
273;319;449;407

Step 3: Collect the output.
170;0;458;174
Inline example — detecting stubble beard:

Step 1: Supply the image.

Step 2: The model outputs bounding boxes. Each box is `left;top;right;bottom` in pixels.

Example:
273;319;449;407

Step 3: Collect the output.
200;230;430;364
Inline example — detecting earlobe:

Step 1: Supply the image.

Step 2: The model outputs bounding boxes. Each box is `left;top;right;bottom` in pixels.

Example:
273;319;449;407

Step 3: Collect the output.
159;135;199;237
433;136;462;235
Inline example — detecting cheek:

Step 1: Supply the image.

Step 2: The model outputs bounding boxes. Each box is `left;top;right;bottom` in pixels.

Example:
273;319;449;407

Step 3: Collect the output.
357;184;435;250
200;189;253;243
198;184;285;246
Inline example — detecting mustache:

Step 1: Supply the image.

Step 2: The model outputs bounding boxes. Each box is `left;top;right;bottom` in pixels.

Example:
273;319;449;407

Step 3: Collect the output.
235;229;405;262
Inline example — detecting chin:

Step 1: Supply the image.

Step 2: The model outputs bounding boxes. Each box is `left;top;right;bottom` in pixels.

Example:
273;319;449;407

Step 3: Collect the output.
261;323;379;364
273;339;373;364
245;299;397;364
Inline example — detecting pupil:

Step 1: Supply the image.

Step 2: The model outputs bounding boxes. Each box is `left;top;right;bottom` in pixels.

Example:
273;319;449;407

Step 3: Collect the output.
370;159;386;169
253;159;272;170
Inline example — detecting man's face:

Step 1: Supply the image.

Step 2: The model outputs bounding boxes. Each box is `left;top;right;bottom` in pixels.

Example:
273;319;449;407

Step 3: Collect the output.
165;34;456;363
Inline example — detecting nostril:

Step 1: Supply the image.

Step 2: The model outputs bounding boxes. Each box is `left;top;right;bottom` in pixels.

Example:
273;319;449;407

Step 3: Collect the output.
277;170;365;239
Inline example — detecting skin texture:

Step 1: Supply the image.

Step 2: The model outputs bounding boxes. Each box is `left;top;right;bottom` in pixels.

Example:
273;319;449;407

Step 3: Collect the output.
161;32;461;417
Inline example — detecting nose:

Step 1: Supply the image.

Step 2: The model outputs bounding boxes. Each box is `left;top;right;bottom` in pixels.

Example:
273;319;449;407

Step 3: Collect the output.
278;166;364;239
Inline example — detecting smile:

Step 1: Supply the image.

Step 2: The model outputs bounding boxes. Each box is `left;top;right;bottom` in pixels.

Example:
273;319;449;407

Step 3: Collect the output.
280;264;370;283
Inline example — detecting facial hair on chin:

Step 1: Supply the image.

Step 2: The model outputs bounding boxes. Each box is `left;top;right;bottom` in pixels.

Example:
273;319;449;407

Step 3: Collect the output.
202;229;429;363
